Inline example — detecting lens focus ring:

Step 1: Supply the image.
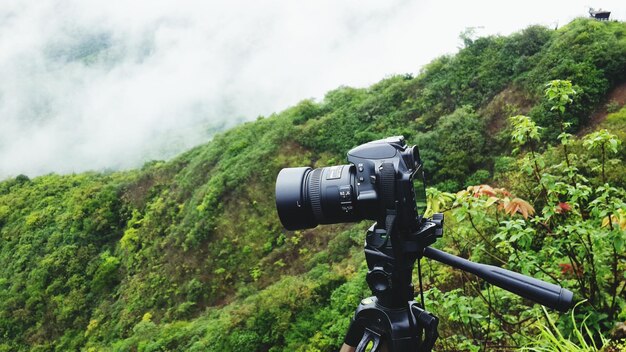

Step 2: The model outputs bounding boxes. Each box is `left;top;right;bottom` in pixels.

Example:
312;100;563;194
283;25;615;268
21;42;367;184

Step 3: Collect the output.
308;168;324;222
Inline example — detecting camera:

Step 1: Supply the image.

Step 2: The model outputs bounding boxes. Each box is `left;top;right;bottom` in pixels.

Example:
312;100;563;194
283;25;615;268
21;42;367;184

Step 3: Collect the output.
275;136;427;232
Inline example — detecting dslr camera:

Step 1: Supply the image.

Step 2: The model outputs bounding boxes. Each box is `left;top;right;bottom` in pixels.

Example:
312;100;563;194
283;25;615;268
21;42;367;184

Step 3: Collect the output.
275;136;426;233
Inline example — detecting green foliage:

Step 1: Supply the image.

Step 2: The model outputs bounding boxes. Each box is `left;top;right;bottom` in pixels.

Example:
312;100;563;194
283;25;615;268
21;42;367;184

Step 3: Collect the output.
91;251;121;294
417;106;488;186
413;25;553;126
463;112;624;347
544;79;577;115
583;129;621;154
0;173;132;350
464;170;491;187
510;114;542;146
523;19;626;136
605;100;620;113
425;188;455;217
522;304;609;351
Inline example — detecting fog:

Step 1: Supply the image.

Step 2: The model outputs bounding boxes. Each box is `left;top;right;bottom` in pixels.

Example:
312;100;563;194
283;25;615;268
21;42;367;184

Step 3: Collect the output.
1;0;624;178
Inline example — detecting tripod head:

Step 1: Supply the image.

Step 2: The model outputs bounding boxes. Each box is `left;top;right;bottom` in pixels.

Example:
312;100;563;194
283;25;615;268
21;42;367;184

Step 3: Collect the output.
342;215;443;351
343;211;574;351
274;136;575;352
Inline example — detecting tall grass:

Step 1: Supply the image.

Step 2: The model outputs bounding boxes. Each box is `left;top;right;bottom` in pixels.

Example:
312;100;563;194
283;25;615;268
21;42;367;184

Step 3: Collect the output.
523;301;609;352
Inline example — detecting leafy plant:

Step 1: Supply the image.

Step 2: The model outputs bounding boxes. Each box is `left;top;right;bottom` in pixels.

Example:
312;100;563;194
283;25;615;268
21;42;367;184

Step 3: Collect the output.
605;100;620;114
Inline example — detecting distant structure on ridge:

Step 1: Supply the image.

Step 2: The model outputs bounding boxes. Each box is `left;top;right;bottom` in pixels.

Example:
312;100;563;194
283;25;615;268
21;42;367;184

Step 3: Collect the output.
589;8;611;20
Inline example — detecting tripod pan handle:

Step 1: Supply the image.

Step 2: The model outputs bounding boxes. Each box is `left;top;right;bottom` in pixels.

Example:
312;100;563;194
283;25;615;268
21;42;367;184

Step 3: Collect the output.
423;247;574;312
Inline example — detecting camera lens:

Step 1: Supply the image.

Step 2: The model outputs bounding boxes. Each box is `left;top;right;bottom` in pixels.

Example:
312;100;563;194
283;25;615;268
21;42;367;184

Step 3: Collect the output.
275;165;358;230
275;167;317;230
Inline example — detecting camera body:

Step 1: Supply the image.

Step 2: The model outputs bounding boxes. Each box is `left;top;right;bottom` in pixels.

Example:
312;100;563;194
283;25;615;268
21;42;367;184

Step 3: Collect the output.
275;136;426;232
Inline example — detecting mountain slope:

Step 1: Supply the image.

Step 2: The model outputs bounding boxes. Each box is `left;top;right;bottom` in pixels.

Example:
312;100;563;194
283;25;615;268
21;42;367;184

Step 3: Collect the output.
0;18;625;351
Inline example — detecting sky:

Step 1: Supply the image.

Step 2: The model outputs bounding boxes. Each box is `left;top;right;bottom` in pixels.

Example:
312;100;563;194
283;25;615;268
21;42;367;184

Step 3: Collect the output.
0;0;624;178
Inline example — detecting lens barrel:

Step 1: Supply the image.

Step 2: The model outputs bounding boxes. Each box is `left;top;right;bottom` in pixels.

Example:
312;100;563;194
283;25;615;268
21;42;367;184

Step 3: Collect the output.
275;165;358;230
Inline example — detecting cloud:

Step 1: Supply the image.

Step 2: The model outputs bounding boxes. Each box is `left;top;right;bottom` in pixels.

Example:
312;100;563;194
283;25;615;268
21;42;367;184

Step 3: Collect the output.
0;0;624;178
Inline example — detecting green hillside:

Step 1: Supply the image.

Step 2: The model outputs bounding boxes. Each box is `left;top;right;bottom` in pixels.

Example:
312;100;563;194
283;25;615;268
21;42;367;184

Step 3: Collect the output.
1;18;625;351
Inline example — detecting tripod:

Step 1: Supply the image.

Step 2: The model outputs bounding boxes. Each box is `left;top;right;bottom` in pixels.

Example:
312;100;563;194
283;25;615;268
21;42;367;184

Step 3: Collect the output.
340;213;574;352
272;136;574;351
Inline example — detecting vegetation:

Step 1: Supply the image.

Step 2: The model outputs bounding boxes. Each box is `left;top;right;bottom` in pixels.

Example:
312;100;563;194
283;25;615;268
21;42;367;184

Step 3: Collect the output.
0;18;624;351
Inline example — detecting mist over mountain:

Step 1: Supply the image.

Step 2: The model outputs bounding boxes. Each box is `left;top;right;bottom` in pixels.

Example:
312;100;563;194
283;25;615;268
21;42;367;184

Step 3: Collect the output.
2;0;624;179
0;0;422;178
